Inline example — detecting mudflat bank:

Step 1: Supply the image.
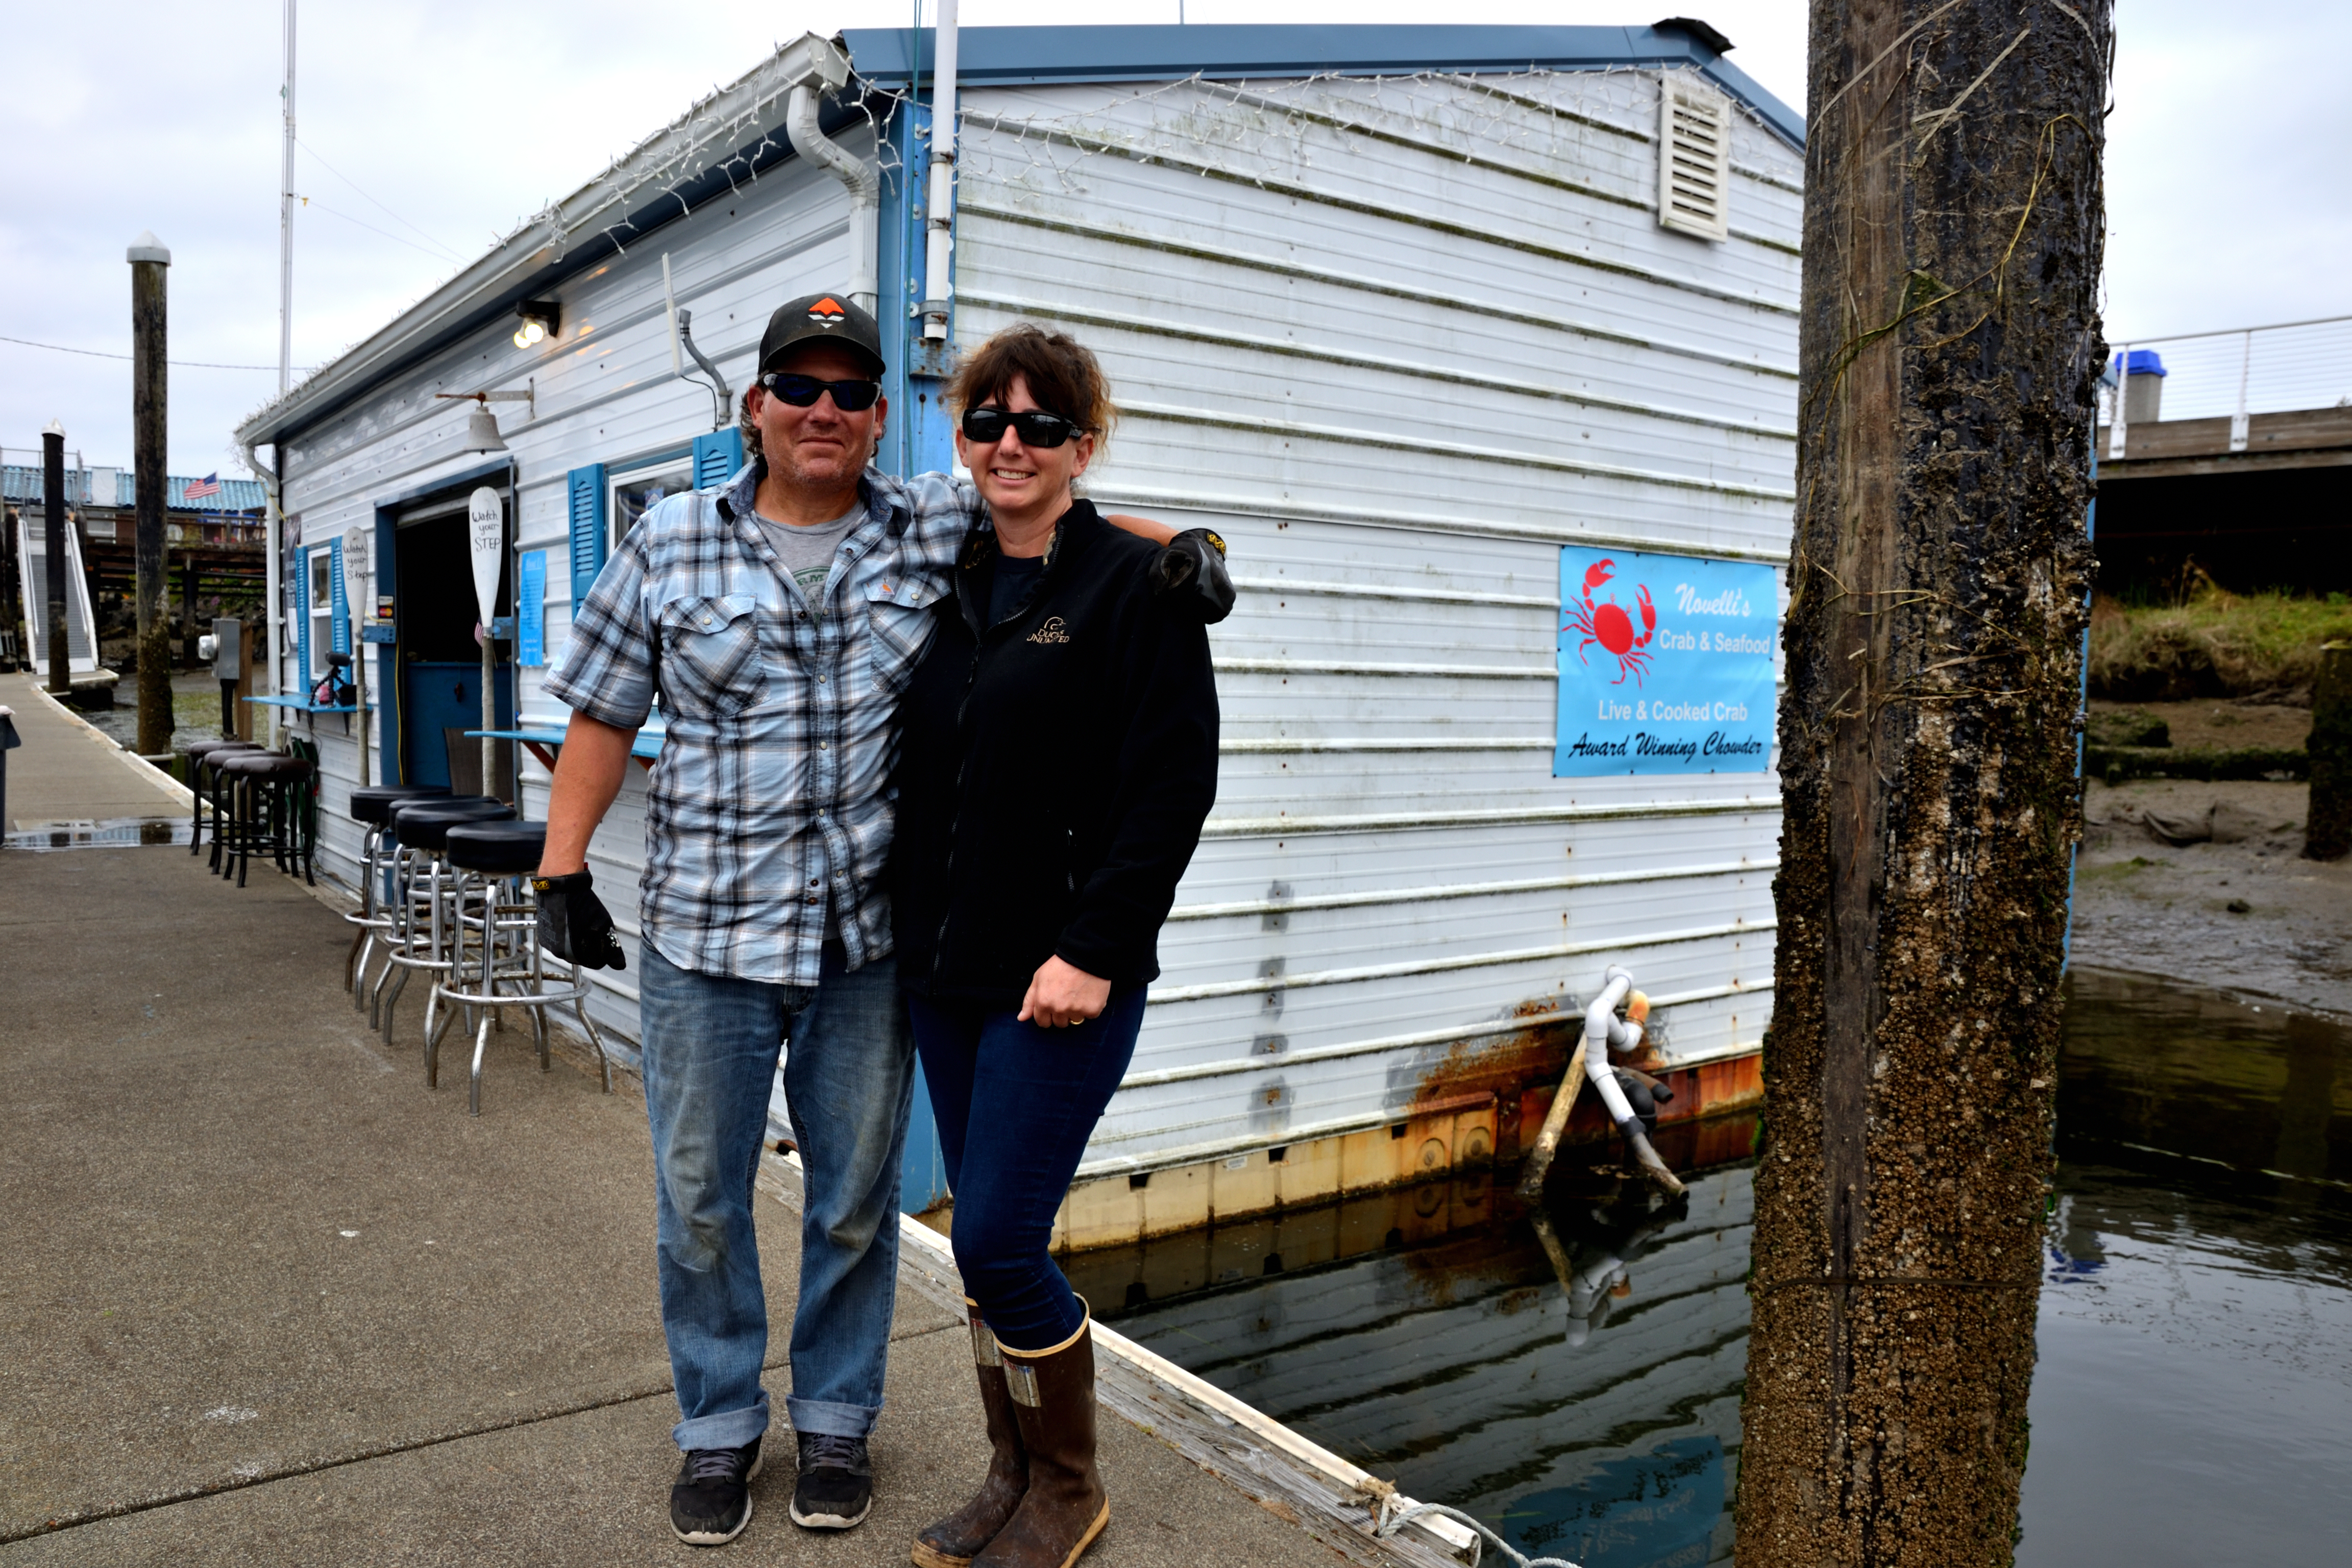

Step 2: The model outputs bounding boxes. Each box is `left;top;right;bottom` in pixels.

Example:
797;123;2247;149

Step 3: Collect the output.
2071;776;2352;1016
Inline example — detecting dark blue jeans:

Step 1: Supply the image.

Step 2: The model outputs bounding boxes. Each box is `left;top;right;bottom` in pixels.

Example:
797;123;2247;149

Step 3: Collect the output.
908;986;1146;1350
639;940;915;1451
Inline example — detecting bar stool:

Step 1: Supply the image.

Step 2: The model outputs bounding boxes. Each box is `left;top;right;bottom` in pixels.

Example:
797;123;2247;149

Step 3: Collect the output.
186;739;261;862
214;751;316;887
207;747;279;876
428;819;614;1115
344;785;452;1006
377;796;515;1047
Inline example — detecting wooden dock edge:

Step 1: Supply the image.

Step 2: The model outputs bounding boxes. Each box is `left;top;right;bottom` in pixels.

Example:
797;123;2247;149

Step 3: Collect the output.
760;1148;1483;1568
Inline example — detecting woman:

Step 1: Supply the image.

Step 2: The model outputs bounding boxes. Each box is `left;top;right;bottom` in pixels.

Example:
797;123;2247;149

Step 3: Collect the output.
891;325;1220;1568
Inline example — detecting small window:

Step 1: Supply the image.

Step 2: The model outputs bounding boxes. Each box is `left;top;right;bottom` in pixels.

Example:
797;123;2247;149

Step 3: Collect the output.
308;549;336;683
609;460;695;556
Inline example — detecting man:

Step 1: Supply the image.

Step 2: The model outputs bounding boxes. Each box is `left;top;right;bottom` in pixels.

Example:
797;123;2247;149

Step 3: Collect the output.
532;292;1226;1548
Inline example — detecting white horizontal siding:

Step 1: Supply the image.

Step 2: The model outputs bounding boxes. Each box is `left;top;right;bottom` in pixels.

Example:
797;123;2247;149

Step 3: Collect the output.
959;69;1795;1170
265;63;1798;1170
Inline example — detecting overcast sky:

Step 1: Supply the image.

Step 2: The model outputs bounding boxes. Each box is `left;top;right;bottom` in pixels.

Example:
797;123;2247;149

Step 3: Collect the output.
5;1;2344;475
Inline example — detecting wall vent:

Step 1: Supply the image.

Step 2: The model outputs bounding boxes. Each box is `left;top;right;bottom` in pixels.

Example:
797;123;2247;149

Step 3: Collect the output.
1657;77;1732;242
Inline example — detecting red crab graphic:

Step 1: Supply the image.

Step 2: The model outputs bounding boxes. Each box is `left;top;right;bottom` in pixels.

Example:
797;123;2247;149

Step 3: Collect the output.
1563;559;1657;685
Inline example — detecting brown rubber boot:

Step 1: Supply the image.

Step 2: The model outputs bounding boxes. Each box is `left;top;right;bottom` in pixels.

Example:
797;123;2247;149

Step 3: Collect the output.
972;1308;1108;1568
911;1302;1030;1568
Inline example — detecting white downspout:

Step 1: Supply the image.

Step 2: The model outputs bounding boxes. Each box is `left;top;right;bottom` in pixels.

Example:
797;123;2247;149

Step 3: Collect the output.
242;437;283;746
919;0;959;342
785;41;876;314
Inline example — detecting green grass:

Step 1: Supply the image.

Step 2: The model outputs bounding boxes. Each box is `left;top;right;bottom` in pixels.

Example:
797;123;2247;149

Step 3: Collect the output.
2088;590;2352;701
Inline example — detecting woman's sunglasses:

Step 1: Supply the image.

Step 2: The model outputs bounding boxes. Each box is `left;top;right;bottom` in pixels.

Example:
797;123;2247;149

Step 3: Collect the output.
758;372;883;412
959;406;1082;449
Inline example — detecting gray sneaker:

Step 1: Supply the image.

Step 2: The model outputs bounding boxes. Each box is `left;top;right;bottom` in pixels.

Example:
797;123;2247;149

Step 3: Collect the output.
791;1430;873;1529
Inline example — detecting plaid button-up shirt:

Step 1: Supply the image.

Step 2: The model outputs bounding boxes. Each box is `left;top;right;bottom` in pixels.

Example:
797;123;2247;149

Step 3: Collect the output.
545;459;976;984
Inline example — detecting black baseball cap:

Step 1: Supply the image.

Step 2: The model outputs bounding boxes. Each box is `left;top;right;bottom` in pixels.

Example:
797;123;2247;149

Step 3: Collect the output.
758;291;886;379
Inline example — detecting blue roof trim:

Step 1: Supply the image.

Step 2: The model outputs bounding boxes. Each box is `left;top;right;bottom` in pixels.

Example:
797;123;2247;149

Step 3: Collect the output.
843;24;1803;148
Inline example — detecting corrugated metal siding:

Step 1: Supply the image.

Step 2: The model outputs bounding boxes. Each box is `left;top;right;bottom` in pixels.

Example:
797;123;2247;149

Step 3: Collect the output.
953;67;1798;1173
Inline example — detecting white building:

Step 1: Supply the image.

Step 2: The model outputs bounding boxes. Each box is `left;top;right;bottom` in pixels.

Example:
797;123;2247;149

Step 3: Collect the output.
234;22;1801;1228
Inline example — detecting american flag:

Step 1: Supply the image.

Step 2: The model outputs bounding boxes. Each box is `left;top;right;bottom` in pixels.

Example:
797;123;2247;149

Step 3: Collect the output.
184;473;222;500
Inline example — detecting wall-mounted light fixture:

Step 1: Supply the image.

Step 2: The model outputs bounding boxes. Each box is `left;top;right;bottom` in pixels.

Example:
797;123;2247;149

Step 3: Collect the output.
512;300;561;350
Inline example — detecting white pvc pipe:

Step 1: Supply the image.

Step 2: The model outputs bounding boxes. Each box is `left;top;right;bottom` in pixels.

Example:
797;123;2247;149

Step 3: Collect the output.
1583;965;1641;1126
921;0;960;341
786;83;878;314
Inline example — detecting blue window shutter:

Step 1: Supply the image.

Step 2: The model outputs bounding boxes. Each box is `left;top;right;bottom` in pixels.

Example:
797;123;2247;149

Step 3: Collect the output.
692;429;744;491
329;540;350;655
296;546;312;690
568;463;608;608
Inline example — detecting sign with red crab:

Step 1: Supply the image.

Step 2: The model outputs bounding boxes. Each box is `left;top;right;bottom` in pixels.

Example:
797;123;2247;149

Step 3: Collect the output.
1553;546;1778;777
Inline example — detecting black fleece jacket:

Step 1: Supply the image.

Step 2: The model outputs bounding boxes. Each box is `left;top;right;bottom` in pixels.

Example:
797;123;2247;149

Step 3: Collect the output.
891;500;1220;1006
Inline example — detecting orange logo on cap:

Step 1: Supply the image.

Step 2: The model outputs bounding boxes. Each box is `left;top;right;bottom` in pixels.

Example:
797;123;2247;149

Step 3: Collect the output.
808;297;847;322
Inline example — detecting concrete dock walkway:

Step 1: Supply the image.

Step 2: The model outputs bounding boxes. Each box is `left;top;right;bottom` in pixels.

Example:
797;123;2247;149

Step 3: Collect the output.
3;675;192;833
0;679;1376;1566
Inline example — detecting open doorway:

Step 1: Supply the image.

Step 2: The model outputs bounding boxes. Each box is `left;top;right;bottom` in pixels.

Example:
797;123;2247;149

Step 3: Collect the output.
394;491;513;795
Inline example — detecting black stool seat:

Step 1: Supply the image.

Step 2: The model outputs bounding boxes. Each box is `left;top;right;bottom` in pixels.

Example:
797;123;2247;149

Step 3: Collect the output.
349;785;452;825
234;753;313;779
188;739;258;762
444;821;548;875
393;799;515;850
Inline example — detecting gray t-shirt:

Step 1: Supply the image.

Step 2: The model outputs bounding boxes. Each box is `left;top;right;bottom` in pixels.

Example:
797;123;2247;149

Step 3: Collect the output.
755;503;862;609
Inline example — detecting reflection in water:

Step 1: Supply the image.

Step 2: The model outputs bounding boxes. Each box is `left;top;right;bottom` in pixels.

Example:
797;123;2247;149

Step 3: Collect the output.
5;816;192;851
2020;972;2352;1568
1084;971;2352;1568
1081;1125;1756;1567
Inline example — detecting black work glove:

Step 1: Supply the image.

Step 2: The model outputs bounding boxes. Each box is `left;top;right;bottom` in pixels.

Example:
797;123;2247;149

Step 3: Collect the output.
1156;527;1235;624
532;869;627;971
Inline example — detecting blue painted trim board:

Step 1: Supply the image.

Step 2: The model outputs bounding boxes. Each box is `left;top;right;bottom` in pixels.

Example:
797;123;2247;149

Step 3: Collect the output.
843;24;1803;147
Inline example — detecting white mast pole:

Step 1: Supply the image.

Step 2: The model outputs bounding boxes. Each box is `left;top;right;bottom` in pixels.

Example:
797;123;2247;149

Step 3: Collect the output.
265;0;296;745
279;0;296;400
920;0;959;342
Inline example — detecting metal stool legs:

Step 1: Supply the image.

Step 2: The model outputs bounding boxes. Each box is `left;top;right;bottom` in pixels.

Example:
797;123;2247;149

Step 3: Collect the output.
425;868;612;1116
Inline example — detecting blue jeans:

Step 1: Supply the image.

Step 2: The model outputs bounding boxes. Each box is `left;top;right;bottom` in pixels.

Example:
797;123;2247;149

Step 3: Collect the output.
908;987;1145;1350
639;940;914;1452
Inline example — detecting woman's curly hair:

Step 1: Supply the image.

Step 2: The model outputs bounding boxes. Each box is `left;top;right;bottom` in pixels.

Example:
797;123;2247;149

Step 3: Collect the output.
949;324;1117;449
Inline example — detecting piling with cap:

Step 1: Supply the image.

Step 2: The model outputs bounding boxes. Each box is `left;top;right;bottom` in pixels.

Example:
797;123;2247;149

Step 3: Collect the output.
130;230;175;755
41;422;68;695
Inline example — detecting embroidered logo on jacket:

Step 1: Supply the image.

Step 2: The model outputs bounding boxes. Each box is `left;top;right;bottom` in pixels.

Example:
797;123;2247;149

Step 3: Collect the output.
1026;617;1070;645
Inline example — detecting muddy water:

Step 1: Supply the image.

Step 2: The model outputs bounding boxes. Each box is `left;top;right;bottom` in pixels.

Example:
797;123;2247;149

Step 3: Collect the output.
1077;970;2352;1567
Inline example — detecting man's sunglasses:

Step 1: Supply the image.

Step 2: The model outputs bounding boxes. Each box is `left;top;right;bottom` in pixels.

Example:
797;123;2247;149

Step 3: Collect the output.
959;406;1082;449
758;372;882;412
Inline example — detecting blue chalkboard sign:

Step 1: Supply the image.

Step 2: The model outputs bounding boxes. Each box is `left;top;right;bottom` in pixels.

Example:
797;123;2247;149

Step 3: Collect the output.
517;550;547;667
1553;546;1777;776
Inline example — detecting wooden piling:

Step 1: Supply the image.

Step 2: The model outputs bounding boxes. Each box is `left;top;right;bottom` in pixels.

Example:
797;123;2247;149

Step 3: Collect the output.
42;427;68;695
2307;643;2349;860
1735;4;2112;1563
130;234;174;756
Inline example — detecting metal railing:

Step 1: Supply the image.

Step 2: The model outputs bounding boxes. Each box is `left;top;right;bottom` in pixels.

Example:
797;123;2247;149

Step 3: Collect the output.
2102;313;2352;457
